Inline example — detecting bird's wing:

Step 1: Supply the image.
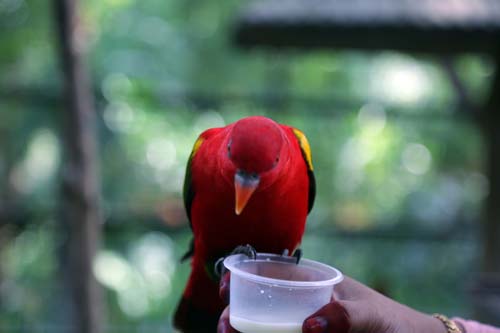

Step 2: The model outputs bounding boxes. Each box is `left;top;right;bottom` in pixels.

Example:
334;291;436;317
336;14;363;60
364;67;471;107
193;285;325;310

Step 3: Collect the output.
291;128;316;213
181;127;222;261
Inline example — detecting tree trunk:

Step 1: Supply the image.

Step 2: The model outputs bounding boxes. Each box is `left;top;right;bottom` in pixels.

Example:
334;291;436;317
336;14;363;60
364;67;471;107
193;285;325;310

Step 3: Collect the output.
53;0;104;332
476;52;500;325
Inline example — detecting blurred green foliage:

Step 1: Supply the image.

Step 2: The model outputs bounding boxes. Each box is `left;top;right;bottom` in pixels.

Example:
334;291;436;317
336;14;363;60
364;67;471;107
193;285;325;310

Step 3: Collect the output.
0;0;496;330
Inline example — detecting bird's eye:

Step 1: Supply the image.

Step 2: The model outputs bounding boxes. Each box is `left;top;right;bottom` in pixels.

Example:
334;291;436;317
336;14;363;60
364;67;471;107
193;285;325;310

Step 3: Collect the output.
227;143;231;157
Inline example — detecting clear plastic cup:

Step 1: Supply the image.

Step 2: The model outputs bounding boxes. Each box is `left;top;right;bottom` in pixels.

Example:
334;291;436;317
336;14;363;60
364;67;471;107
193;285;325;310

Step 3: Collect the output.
224;253;343;333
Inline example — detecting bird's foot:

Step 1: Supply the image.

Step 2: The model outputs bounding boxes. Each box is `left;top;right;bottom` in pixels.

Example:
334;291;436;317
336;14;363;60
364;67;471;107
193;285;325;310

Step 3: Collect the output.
293;248;302;264
214;257;225;278
282;248;302;264
231;244;258;260
214;244;257;278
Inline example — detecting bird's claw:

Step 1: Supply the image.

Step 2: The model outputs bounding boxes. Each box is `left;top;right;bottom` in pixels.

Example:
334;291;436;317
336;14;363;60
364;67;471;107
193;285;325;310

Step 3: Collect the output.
292;248;302;264
232;244;257;260
282;248;302;264
214;244;258;278
214;257;225;278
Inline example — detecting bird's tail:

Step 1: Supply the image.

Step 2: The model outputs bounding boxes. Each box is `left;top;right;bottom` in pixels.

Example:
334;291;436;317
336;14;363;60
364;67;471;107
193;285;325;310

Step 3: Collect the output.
174;257;224;332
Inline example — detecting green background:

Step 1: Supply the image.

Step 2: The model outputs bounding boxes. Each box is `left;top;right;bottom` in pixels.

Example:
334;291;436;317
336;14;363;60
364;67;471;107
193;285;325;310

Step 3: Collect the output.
0;0;495;330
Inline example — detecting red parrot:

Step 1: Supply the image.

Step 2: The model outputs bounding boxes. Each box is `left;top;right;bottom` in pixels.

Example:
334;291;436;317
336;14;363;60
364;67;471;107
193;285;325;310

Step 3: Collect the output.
174;116;315;332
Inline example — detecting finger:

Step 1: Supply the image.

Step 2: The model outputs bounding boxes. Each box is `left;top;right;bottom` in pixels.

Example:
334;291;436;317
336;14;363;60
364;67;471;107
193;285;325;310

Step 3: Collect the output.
303;301;351;333
217;306;240;333
219;272;231;305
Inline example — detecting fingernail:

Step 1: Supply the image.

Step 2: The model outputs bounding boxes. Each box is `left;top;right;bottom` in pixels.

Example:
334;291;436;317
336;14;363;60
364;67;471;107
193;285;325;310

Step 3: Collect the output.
303;316;328;333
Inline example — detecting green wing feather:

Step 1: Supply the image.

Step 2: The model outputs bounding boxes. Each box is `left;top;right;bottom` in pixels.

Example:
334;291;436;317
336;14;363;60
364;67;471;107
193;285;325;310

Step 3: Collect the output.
180;135;204;261
183;139;202;225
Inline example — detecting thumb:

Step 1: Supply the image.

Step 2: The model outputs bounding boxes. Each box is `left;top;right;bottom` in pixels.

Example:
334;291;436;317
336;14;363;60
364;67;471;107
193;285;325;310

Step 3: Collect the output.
303;300;381;333
338;300;388;332
302;301;350;333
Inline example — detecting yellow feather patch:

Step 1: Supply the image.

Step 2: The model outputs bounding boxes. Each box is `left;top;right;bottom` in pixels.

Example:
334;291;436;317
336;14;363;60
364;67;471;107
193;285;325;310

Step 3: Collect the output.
191;136;204;157
292;128;314;171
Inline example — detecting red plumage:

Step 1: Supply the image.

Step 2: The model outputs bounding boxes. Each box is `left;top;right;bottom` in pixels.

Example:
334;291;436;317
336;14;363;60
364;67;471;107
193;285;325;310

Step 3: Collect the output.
174;116;315;332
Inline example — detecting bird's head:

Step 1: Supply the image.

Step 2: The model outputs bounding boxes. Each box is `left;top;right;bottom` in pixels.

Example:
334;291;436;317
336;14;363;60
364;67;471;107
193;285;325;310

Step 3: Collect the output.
227;116;284;215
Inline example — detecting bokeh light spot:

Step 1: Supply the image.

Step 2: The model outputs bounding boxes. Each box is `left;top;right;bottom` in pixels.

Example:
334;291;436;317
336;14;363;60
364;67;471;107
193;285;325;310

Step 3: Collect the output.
130;232;175;300
193;111;225;134
93;250;133;292
146;138;176;170
402;143;432;175
371;56;431;105
339;138;375;171
117;287;149;318
357;103;386;135
103;101;135;132
10;129;60;194
101;72;132;102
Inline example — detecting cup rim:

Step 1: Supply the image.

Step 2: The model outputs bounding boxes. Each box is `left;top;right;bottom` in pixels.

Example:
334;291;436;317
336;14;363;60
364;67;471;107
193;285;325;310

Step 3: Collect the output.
223;253;344;287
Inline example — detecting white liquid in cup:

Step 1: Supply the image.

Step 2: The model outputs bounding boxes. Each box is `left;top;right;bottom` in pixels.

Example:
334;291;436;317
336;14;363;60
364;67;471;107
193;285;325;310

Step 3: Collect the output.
230;315;302;333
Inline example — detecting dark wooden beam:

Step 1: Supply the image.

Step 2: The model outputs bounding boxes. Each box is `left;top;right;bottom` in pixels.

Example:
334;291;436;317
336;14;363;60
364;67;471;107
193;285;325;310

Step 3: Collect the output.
53;0;104;332
236;22;500;54
235;0;500;55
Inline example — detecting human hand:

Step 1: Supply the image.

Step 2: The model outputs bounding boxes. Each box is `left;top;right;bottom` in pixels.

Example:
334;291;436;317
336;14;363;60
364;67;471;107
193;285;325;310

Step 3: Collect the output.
301;276;449;333
217;272;234;333
217;273;452;333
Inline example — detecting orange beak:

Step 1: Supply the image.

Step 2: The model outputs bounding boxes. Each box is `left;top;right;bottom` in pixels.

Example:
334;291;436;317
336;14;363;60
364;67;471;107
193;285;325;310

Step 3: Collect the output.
234;170;260;215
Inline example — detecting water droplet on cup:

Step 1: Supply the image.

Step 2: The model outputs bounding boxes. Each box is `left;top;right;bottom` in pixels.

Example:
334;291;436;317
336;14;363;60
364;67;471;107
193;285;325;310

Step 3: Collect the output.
260;290;265;294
